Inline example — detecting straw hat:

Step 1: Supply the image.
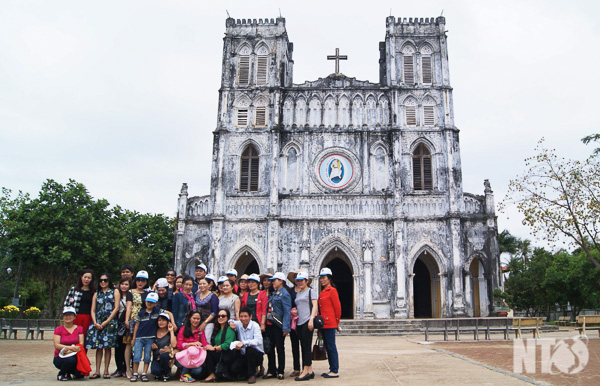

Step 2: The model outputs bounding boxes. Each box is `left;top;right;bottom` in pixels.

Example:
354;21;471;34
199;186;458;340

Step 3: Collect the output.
287;270;312;286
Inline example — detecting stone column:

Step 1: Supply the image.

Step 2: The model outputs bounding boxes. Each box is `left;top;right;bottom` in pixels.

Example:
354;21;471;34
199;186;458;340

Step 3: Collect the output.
450;218;466;316
362;234;374;318
174;183;189;274
394;225;408;318
299;222;310;271
408;273;415;318
464;270;472;317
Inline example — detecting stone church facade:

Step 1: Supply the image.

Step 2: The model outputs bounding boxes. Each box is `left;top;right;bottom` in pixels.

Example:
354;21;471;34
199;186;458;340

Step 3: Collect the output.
174;16;501;319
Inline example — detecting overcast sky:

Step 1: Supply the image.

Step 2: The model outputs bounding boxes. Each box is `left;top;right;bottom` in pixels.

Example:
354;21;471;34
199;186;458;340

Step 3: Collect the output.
1;0;599;250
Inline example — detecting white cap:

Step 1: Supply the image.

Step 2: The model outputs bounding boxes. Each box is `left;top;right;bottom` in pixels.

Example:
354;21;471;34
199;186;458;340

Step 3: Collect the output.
155;278;169;288
158;312;171;321
62;306;77;315
146;292;159;303
217;276;228;283
226;268;238;277
136;270;149;279
196;263;208;272
295;271;309;281
319;267;333;276
204;273;216;282
269;272;287;281
247;273;261;283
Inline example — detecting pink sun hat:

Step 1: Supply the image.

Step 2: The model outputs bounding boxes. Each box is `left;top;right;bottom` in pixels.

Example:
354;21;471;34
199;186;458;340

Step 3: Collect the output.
175;346;206;369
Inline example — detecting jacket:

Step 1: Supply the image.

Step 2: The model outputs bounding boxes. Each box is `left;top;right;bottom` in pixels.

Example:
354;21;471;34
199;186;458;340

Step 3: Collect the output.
240;290;268;324
268;287;292;332
172;291;193;328
318;286;341;329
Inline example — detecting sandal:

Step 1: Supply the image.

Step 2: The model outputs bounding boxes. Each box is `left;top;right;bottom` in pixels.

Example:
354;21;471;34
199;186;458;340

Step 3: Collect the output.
277;374;284;380
90;374;101;379
141;374;149;382
262;374;275;379
103;373;111;379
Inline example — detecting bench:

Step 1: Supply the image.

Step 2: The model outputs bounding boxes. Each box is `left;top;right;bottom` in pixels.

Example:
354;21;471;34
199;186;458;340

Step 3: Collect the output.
557;316;571;326
0;319;10;339
7;319;35;339
423;319;512;341
577;316;600;337
513;318;541;339
35;319;61;339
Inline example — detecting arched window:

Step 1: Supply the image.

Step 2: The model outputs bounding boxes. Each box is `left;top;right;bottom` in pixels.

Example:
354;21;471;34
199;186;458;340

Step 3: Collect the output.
283;99;294;127
338;96;350;127
422;97;436;126
413;143;432;190
235;97;251;127
295;98;306;126
256;45;269;86
404;97;417;126
420;45;433;85
402;45;416;85
366;97;377;126
352;97;363;127
240;145;259;192
378;97;390;126
308;98;321;127
237;45;251;86
323;97;336;127
253;96;268;127
286;147;298;191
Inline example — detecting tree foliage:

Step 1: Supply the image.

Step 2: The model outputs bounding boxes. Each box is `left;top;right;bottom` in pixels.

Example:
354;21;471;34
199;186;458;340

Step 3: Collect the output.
500;139;600;269
582;133;600;157
1;179;175;316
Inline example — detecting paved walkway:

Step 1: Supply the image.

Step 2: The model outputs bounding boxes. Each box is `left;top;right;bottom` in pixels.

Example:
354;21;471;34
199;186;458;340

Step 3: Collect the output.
1;330;597;385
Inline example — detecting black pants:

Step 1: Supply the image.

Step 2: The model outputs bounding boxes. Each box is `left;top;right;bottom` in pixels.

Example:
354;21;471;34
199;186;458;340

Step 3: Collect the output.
53;356;80;377
150;353;172;377
266;324;285;375
231;347;263;378
114;335;127;373
296;322;314;368
290;327;300;371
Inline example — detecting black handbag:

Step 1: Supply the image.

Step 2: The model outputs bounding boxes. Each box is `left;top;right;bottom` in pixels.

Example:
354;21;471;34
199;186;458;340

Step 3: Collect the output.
309;289;325;329
266;300;283;328
312;332;327;361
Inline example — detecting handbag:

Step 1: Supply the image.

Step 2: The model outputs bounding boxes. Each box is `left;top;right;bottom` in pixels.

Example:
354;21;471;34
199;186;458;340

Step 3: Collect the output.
266;300;283;329
308;289;325;329
312;332;327;361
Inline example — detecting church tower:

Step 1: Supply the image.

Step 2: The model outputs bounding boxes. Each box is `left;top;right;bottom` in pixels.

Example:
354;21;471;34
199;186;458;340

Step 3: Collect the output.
175;16;502;320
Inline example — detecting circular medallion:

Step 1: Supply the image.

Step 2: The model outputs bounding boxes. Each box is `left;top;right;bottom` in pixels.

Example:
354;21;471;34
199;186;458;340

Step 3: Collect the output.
318;154;353;189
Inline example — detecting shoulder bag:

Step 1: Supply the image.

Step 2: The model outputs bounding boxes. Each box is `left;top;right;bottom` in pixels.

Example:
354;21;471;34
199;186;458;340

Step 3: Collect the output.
309;289;325;329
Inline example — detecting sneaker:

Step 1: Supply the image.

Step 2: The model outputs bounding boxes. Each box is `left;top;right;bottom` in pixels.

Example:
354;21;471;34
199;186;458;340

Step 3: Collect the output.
163;375;170;382
179;374;190;383
184;375;196;383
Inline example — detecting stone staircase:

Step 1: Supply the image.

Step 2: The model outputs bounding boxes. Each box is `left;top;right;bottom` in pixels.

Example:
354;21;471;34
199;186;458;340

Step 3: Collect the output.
338;319;425;336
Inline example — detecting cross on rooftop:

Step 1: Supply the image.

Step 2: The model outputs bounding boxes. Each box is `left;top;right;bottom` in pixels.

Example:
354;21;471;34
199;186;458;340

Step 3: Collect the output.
327;48;348;74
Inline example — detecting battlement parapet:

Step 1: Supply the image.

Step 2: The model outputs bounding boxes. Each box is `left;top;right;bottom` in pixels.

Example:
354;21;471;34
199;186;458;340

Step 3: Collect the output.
225;17;287;37
386;16;445;35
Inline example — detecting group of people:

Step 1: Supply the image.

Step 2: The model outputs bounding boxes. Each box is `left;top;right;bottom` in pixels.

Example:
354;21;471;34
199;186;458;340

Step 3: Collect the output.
53;264;342;383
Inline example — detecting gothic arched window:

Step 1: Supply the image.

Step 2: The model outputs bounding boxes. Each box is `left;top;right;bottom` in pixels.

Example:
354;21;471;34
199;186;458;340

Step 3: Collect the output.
240;145;259;192
404;97;417;126
256;45;269;86
420;45;433;85
402;45;416;85
253;96;268;127
412;143;432;190
237;45;251;86
422;97;436;127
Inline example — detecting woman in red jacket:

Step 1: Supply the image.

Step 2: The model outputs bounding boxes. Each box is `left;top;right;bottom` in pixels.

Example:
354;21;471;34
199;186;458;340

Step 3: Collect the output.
318;267;341;378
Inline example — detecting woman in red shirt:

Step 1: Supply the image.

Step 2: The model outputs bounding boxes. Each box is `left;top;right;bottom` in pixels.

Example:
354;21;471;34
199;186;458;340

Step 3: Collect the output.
53;307;85;381
318;267;341;378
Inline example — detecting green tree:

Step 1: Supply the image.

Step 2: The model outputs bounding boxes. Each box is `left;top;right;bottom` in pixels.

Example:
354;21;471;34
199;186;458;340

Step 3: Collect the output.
582;134;600;157
498;229;519;255
500;139;600;269
2;179;125;315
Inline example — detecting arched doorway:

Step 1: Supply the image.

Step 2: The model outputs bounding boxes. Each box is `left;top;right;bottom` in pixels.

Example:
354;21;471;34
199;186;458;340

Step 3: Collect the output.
412;252;441;318
322;249;354;319
234;251;260;275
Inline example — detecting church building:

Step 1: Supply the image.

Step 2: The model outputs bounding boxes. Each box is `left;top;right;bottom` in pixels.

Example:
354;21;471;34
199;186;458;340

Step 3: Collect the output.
174;16;501;319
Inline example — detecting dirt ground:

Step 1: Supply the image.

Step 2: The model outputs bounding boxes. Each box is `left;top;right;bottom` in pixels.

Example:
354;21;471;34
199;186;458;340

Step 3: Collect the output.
1;330;598;386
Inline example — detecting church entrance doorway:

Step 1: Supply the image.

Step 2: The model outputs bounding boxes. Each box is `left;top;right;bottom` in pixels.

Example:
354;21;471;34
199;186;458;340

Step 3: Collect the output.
234;251;260;275
321;250;354;319
412;252;441;318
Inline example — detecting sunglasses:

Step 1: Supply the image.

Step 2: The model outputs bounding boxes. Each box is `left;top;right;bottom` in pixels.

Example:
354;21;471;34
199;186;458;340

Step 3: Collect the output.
217;314;228;318
99;278;109;283
136;278;147;282
166;273;175;276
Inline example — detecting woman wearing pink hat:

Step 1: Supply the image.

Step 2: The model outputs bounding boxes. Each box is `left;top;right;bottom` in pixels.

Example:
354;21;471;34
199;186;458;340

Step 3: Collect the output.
176;310;208;382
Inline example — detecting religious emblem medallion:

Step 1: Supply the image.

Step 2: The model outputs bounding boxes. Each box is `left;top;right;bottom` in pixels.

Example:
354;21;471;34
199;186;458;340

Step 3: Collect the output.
312;148;361;192
319;154;353;188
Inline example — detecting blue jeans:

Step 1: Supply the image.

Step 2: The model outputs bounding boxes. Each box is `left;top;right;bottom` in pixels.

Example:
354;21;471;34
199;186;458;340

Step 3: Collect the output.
151;353;172;376
320;328;339;373
133;338;154;363
175;359;203;378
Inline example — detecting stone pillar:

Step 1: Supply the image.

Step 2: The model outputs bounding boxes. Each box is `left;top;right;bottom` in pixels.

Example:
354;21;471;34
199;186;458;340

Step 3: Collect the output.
362;234;374;318
394;224;408;318
211;219;224;274
464;270;472;317
174;183;189;274
450;218;466;316
408;273;415;319
299;222;310;271
267;220;280;271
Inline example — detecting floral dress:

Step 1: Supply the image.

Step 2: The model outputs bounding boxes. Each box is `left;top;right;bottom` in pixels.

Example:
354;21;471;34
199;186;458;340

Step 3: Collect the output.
85;289;117;349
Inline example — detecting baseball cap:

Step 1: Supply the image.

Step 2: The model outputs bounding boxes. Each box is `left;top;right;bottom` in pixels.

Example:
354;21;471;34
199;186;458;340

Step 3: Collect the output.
146;292;159;303
319;267;333;276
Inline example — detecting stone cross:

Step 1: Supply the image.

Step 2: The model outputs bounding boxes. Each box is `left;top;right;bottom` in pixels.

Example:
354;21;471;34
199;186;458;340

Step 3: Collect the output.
327;48;348;74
